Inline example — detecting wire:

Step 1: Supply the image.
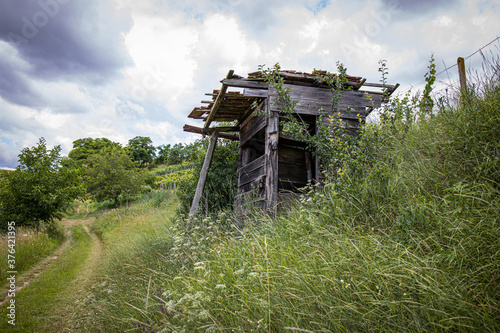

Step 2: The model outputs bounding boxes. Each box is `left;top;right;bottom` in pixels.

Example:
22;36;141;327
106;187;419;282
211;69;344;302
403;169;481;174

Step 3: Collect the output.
409;35;500;89
464;35;500;61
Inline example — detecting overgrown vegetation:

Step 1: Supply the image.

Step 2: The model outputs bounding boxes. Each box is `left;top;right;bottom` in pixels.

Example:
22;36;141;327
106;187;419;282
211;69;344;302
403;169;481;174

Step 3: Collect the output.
176;138;239;214
0;225;62;286
76;58;499;332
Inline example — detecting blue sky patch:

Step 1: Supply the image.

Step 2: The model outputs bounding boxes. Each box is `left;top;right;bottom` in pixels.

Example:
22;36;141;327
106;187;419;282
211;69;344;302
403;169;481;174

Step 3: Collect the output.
307;0;331;14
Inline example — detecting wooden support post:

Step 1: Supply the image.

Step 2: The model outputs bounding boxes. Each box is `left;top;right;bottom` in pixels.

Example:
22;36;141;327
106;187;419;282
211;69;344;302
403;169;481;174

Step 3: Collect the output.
458;57;467;93
189;131;219;218
265;112;279;215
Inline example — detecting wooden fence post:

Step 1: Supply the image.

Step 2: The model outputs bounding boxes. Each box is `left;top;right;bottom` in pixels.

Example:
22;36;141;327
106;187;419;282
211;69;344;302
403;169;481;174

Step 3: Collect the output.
457;57;467;93
189;131;219;219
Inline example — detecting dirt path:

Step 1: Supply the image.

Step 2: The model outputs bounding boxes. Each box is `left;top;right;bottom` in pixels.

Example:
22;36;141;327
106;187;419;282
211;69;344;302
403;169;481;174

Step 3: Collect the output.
0;218;97;307
60;224;104;331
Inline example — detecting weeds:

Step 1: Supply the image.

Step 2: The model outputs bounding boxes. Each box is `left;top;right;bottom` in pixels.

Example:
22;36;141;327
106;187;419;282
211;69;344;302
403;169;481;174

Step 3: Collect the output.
0;225;62;286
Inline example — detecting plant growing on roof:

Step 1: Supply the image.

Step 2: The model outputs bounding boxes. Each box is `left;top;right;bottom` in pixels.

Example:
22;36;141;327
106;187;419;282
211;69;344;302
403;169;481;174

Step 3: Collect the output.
259;62;358;174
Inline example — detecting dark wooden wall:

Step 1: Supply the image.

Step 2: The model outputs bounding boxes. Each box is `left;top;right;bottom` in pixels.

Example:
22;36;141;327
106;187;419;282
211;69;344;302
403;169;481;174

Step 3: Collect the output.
235;85;382;215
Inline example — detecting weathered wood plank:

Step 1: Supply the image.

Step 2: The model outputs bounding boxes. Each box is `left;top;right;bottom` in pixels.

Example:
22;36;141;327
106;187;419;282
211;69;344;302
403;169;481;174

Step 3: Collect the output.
265;112;279;215
183;124;239;140
269;85;383;112
239;113;267;148
189;132;219;218
238;99;265;126
222;78;269;90
202;126;239;133
243;88;268;98
278;144;306;165
278;162;308;185
238;154;266;187
238;163;266;187
238;154;266;175
204;70;234;130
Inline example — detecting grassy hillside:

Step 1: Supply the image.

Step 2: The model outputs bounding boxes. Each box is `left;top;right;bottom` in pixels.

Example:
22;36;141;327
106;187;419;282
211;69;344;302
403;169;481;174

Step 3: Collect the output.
78;64;499;332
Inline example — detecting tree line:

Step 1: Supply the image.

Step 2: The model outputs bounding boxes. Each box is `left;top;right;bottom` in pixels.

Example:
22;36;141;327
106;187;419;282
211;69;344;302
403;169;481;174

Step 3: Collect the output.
0;136;201;232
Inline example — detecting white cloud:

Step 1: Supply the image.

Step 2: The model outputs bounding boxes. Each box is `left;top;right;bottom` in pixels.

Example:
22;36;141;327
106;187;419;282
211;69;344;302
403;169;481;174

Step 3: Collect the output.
134;120;174;142
124;13;199;110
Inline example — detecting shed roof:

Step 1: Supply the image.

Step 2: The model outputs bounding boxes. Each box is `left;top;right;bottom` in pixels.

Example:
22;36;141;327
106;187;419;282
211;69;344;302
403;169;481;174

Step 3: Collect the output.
186;69;399;132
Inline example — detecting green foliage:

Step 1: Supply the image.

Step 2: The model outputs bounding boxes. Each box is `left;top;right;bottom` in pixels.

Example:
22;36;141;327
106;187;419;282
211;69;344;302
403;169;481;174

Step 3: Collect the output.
156;142;200;166
152;162;194;176
176;138;239;214
155;168;195;189
84;148;148;208
68;137;122;165
260;62;360;172
126;136;156;167
419;53;437;116
0;138;85;231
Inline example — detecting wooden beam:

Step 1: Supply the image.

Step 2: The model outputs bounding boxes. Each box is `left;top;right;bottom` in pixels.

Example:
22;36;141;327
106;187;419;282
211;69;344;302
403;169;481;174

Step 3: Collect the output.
237;99;265;126
189;131;219;219
354;78;367;90
222;78;269;90
265;111;279;215
183;124;239;140
202;126;239;133
362;82;395;88
204;70;234;130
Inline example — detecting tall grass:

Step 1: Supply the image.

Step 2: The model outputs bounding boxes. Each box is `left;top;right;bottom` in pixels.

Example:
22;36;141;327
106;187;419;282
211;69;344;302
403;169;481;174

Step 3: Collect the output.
0;226;62;286
80;61;499;332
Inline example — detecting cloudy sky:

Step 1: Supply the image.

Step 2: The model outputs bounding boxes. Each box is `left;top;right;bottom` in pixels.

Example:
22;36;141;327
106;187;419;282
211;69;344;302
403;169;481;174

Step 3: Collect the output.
1;0;499;169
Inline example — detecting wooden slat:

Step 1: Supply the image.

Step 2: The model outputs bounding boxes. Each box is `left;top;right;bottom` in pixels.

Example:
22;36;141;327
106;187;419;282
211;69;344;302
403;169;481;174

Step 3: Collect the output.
204;70;234;130
202;126;239;133
238;154;266;176
364;82;394;89
238;155;266;187
239;113;267;148
243;88;268;98
222;78;269;90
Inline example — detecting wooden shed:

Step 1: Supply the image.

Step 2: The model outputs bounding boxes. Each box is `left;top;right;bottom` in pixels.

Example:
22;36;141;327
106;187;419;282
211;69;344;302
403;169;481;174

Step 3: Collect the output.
184;69;398;216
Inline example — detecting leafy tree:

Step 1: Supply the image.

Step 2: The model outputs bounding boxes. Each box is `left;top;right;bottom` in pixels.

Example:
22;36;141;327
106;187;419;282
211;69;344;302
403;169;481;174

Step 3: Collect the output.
156;142;201;166
0;138;85;231
167;143;185;165
156;144;171;165
84;148;147;208
126;136;156;167
68;137;122;164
